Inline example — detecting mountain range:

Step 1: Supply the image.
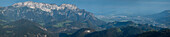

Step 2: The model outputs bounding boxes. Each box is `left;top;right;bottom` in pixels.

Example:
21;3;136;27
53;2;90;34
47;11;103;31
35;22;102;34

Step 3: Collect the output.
0;1;105;33
97;10;170;28
147;10;170;28
0;1;169;37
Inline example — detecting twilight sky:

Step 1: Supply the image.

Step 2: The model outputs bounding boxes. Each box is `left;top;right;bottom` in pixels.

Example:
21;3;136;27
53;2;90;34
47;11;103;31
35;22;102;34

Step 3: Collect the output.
0;0;170;16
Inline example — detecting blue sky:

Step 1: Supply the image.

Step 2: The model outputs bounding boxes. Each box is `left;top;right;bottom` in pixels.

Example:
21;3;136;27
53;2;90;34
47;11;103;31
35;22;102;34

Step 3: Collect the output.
0;0;170;16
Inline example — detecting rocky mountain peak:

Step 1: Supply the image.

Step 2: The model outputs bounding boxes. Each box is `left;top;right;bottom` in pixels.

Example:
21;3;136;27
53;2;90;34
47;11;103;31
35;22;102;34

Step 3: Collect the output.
60;4;77;10
12;1;77;12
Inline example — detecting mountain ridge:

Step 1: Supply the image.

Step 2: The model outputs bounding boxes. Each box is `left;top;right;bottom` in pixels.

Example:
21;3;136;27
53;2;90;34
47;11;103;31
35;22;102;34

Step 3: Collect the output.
12;1;78;12
0;1;106;33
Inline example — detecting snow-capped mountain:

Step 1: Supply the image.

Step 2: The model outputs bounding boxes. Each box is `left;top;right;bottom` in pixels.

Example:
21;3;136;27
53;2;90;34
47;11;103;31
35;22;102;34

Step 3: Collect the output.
0;1;106;33
0;1;103;23
12;1;77;12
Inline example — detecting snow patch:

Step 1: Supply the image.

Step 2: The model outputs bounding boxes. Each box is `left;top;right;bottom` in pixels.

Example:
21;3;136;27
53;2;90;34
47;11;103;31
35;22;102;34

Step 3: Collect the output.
78;13;82;15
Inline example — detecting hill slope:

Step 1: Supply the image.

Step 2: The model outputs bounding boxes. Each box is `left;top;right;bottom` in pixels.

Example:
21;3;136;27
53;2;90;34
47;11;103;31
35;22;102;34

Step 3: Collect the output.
0;19;56;37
